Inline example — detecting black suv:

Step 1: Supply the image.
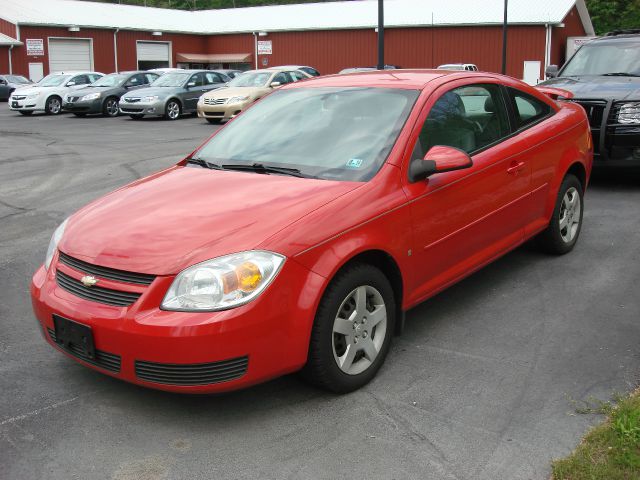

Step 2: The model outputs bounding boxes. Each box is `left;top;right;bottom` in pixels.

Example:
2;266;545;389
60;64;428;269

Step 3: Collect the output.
541;30;640;167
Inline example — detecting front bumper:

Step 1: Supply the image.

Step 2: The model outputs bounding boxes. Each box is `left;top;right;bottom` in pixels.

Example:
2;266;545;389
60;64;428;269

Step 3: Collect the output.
197;100;249;121
119;100;164;116
63;98;102;114
572;99;640;167
31;252;325;393
9;96;44;111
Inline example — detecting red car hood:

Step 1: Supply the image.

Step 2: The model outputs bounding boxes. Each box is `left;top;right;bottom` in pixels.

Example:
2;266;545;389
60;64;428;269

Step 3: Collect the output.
60;166;361;275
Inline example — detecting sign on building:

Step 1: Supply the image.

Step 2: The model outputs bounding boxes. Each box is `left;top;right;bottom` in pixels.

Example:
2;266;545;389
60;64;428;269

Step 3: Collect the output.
566;36;596;60
26;39;44;56
257;40;272;55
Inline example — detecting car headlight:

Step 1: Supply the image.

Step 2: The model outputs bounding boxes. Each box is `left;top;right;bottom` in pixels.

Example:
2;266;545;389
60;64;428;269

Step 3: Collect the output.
143;95;159;103
81;92;101;101
228;96;249;104
44;218;69;270
618;102;640;124
161;251;285;311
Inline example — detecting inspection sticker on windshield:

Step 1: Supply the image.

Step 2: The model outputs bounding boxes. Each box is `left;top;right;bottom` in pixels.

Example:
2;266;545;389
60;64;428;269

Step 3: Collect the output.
346;158;364;169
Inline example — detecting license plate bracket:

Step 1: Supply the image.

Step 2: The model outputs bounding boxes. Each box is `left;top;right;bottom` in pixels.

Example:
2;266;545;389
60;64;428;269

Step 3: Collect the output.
53;315;95;359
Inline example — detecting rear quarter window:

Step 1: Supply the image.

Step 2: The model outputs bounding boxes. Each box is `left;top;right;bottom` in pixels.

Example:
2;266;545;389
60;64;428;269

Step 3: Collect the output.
509;88;552;129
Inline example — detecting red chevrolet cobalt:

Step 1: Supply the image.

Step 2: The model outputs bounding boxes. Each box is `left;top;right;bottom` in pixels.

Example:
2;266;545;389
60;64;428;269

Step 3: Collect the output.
31;71;592;393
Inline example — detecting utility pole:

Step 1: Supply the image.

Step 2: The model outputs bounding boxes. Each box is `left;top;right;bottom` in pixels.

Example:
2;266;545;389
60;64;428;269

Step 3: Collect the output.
377;0;384;70
501;0;508;74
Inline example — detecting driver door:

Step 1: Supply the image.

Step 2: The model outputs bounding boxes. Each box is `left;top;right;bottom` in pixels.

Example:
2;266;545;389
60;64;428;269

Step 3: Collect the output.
182;73;205;111
403;81;533;305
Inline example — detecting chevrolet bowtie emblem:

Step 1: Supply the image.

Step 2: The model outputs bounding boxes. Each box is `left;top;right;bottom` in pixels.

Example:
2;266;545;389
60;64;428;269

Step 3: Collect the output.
80;275;98;287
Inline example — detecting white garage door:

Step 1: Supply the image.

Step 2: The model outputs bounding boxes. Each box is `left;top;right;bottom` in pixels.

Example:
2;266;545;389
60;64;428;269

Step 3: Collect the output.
137;42;170;62
49;38;92;73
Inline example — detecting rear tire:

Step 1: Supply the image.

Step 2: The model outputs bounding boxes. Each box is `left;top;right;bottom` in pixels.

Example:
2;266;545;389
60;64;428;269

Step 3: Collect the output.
302;263;395;393
45;96;62;115
19;111;33;116
102;97;120;117
535;174;584;255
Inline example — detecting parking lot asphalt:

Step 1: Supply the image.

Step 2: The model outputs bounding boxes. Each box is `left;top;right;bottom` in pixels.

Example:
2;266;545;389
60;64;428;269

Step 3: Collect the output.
0;103;639;480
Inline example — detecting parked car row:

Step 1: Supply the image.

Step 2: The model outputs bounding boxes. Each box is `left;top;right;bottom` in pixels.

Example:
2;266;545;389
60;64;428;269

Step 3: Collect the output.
5;65;316;122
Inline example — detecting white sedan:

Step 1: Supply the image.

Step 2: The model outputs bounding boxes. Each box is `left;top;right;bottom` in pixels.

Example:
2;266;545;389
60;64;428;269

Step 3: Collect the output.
9;71;103;115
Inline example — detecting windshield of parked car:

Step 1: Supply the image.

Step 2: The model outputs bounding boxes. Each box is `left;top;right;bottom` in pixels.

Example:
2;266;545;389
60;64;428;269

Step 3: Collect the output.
92;74;127;87
194;87;419;181
6;75;29;84
561;41;640;76
150;73;190;87
39;75;71;87
227;72;272;87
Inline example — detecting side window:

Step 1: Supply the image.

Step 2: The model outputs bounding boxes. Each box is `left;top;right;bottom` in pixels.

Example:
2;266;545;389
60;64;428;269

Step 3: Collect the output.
145;73;159;84
204;72;222;85
71;75;89;85
289;71;306;82
272;72;288;85
414;83;510;158
89;74;102;83
509;88;552;128
188;73;204;87
127;74;143;86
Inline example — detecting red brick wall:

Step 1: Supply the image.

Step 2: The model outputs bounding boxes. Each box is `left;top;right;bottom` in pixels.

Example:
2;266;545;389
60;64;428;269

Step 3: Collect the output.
0;46;9;73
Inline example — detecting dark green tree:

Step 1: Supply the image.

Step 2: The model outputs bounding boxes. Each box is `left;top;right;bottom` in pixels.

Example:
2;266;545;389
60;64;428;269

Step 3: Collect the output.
586;0;640;35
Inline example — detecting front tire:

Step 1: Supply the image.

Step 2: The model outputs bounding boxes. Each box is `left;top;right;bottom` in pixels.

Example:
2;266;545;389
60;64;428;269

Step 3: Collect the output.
164;100;181;120
103;97;119;117
535;173;584;255
302;264;395;393
45;96;62;115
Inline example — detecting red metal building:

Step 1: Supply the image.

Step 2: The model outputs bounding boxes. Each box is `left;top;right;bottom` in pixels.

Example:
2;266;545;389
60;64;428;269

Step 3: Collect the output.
0;0;593;83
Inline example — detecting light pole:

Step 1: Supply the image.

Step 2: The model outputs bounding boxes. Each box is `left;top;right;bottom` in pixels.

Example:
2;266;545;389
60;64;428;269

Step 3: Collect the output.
501;0;508;74
377;0;384;70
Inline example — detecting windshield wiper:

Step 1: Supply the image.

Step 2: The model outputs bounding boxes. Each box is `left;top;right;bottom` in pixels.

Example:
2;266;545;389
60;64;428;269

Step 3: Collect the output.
602;72;640;77
186;157;222;170
221;163;309;178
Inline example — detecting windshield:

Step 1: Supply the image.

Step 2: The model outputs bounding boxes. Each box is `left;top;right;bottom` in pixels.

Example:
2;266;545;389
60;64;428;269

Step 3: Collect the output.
92;74;127;87
151;72;190;87
228;72;272;88
194;87;419;181
39;75;71;87
6;75;29;84
561;41;640;76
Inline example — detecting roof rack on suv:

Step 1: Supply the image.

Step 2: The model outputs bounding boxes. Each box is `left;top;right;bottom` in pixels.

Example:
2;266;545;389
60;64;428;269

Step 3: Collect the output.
604;29;640;36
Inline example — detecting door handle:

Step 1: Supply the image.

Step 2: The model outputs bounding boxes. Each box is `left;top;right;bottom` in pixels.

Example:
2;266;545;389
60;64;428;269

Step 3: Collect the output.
507;161;526;175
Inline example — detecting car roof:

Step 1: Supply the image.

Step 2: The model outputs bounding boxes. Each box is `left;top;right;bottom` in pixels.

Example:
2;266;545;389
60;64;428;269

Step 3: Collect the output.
286;69;460;89
590;33;640;44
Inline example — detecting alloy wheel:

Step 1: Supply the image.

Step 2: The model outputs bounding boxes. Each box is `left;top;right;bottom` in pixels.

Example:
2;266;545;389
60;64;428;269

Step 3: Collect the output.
167;101;180;120
48;97;61;114
559;186;581;243
332;285;387;375
105;99;119;116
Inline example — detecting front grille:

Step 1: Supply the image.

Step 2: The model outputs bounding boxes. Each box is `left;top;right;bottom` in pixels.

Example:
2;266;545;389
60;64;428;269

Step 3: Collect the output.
572;99;607;129
47;328;121;372
59;252;155;285
204;98;227;105
120;107;143;113
56;270;142;307
12;95;26;100
135;357;249;386
123;97;141;103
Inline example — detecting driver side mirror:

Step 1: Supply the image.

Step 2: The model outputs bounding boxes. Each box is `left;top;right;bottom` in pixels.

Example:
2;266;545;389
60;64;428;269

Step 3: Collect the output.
409;145;473;182
187;82;196;88
270;81;281;88
66;81;76;86
545;64;559;79
0;79;6;85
